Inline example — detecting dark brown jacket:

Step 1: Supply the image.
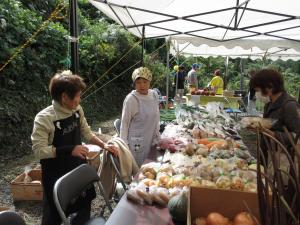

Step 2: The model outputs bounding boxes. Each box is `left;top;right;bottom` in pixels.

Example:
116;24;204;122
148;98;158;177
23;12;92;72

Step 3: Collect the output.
264;92;300;145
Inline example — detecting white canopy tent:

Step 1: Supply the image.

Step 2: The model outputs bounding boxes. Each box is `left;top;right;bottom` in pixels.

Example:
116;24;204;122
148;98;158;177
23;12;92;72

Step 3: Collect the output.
170;41;300;61
89;0;300;103
89;0;300;50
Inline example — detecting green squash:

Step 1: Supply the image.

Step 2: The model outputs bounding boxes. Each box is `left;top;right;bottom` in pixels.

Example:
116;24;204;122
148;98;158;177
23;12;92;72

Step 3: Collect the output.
167;193;188;223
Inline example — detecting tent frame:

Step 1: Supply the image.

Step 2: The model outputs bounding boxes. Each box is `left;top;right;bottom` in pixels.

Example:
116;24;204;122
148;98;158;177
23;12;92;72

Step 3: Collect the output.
93;0;300;43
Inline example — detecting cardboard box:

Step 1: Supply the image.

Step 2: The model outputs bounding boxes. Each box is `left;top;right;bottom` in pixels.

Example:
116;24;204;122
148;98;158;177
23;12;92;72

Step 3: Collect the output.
10;169;43;201
188;186;260;225
0;207;11;212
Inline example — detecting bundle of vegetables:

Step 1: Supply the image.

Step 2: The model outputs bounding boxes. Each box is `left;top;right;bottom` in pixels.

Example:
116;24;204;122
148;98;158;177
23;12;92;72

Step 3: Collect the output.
194;212;259;225
160;109;176;122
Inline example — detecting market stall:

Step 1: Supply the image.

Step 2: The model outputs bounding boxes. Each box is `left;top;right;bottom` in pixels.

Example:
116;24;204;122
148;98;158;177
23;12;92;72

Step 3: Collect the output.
185;94;242;109
88;0;300;224
105;104;264;225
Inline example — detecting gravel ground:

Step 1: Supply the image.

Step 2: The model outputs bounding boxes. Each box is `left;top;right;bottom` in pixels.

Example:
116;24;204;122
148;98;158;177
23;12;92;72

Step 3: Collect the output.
0;118;119;225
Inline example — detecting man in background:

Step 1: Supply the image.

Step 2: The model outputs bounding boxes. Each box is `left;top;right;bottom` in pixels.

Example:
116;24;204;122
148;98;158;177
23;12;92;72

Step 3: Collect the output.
173;65;186;103
187;63;200;91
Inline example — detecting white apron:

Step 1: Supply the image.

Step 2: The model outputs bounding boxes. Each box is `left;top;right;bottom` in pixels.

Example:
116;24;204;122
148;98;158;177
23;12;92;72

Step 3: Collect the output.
128;91;159;166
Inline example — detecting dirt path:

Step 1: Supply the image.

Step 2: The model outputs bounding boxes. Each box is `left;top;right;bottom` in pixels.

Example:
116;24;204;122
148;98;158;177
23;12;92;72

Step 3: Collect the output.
0;118;118;225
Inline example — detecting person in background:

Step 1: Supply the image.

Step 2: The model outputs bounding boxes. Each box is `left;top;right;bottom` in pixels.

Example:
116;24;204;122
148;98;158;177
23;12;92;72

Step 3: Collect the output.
208;69;224;95
247;70;258;115
173;65;186;103
250;69;300;145
31;70;118;225
187;63;200;91
120;67;160;166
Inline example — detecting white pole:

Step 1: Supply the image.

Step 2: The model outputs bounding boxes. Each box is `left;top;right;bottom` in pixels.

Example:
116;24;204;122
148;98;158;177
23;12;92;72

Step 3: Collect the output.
166;39;170;110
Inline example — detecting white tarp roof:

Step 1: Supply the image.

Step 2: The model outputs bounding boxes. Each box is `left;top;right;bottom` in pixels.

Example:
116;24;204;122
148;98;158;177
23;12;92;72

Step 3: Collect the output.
170;40;300;61
89;0;300;51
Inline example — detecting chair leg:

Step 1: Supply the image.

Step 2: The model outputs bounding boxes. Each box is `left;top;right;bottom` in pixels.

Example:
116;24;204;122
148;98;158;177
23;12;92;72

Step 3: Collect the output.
97;182;113;213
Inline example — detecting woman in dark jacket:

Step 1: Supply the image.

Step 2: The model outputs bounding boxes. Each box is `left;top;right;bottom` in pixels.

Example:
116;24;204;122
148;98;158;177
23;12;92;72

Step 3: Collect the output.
250;69;300;145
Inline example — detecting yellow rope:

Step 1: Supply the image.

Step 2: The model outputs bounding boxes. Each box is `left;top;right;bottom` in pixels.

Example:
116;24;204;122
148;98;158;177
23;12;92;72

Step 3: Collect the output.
82;39;142;96
82;40;165;97
82;41;168;101
0;1;67;73
82;60;142;101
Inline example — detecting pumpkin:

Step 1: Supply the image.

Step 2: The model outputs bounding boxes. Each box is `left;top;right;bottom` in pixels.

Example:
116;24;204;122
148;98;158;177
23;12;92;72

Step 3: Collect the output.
167;193;188;223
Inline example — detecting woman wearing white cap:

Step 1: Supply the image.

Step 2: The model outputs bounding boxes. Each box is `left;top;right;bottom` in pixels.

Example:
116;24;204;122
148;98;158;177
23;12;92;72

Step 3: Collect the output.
120;67;160;166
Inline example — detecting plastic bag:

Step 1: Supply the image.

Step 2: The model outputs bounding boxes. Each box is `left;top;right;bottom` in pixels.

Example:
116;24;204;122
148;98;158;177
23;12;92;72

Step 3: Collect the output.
240;117;277;129
216;176;231;189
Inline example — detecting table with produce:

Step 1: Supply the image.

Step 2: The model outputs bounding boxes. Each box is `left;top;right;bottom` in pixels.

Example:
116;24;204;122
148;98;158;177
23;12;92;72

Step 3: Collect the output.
185;92;242;109
106;104;267;225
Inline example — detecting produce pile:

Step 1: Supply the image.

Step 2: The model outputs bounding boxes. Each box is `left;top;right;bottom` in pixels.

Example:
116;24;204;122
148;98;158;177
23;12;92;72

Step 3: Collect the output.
195;212;259;225
191;89;216;96
127;105;259;207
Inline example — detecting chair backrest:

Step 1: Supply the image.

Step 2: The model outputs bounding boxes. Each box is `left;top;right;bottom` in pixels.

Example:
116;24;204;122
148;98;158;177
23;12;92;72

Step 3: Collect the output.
53;164;99;214
114;119;121;136
0;211;26;225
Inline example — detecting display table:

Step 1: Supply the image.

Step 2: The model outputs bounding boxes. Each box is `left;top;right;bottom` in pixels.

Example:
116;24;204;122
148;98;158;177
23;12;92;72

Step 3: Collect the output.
105;195;175;225
185;94;242;109
105;148;176;225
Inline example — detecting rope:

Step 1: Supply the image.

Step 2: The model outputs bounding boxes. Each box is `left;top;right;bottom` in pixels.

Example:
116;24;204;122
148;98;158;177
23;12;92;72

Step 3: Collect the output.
82;39;142;96
82;41;167;101
82;60;142;101
0;1;67;73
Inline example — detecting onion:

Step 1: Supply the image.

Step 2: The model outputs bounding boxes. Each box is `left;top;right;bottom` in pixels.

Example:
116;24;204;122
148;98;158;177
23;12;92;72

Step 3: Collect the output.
234;212;258;225
206;212;229;225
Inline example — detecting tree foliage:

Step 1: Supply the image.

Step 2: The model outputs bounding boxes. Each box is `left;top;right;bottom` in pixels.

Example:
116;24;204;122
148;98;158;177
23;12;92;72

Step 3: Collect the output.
0;0;299;157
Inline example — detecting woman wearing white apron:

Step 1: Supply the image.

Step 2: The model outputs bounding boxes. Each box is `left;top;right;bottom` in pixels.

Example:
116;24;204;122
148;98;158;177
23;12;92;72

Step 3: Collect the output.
120;67;160;166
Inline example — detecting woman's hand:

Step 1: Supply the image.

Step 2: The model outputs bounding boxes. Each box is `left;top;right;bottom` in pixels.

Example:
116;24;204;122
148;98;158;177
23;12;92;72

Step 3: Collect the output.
72;145;88;159
104;143;119;156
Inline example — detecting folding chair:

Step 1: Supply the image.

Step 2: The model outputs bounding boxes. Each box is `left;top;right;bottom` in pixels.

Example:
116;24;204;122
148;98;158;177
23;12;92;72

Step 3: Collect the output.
53;164;113;225
113;119;121;137
0;211;26;225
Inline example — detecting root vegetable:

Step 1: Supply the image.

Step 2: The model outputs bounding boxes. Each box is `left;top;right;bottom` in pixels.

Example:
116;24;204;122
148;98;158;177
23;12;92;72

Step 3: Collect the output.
206;212;229;225
234;212;258;225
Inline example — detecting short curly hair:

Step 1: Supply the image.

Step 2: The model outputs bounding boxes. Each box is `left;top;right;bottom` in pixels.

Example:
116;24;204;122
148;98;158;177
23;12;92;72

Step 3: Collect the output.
49;70;86;102
250;69;284;95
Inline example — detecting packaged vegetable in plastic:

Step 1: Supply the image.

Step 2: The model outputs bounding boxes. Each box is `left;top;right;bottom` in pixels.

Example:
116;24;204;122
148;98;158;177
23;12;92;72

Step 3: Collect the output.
127;189;144;205
216;176;231;189
201;180;217;188
159;138;175;149
241;117;276;129
244;182;257;192
23;166;32;183
136;189;153;205
211;167;226;182
230;176;245;190
159;164;175;175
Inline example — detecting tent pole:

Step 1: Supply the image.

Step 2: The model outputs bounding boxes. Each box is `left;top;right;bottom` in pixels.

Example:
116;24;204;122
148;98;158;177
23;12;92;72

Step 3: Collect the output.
224;56;229;89
166;39;170;109
240;58;244;90
141;26;145;66
175;42;179;104
70;0;79;74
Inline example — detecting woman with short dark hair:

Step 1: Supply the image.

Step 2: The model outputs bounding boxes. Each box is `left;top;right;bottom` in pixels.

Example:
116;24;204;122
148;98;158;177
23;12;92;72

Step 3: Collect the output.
250;69;300;143
32;70;118;225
